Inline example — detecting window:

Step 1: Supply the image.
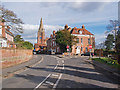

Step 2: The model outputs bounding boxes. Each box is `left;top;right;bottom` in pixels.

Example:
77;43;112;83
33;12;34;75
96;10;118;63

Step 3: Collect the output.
53;41;55;47
75;30;77;33
81;38;83;44
11;45;13;48
81;47;83;51
88;38;91;45
76;38;79;43
86;47;88;52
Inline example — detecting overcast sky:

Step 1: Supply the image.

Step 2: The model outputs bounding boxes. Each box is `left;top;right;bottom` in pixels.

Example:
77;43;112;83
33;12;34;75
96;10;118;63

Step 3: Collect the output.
1;1;118;45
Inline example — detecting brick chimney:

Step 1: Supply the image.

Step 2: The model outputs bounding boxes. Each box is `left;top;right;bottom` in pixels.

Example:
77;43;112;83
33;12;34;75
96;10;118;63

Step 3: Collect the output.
1;21;6;38
53;30;55;35
64;24;68;29
82;25;85;29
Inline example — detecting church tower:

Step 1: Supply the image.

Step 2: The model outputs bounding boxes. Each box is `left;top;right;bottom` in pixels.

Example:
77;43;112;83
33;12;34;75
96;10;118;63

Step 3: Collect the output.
37;18;45;44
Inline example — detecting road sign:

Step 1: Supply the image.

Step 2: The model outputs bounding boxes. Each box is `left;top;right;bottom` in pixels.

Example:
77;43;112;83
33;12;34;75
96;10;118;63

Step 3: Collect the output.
66;45;69;49
89;45;92;49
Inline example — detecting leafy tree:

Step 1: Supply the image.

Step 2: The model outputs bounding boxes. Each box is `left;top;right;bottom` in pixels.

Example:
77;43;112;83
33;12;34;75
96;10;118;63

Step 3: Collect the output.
0;6;24;33
105;34;114;50
115;26;120;64
22;41;33;49
56;29;77;53
14;35;33;49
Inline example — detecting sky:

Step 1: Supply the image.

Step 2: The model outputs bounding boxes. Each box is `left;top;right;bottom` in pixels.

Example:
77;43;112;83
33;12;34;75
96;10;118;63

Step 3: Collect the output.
1;0;118;45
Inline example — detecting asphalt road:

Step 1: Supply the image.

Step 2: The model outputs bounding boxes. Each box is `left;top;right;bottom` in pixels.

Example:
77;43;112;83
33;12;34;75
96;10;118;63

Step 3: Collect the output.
2;55;119;89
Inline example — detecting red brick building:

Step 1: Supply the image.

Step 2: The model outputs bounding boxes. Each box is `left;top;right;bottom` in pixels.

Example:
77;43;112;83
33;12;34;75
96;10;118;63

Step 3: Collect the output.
0;21;16;48
69;25;95;55
47;31;61;54
47;24;95;55
34;18;47;53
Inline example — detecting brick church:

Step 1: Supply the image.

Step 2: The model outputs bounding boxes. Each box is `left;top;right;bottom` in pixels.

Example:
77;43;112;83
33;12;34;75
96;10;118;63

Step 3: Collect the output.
34;18;48;53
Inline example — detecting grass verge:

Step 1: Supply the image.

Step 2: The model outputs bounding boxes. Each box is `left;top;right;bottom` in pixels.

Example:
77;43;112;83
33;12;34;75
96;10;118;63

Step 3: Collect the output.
92;57;120;69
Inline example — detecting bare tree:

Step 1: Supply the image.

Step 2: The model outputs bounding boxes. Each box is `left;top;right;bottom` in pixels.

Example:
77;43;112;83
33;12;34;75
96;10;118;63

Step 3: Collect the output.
106;20;119;47
106;20;120;64
0;5;24;33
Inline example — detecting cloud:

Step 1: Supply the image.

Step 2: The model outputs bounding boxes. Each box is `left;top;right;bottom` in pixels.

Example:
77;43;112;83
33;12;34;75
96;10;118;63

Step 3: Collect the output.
21;24;63;44
95;32;107;44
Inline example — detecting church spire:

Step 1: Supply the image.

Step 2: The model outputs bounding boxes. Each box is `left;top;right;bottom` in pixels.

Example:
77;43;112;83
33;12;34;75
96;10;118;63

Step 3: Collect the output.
37;18;45;44
39;18;43;31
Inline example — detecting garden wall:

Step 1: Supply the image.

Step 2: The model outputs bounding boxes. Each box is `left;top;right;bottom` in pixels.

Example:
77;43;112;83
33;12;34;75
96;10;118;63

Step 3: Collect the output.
0;49;33;68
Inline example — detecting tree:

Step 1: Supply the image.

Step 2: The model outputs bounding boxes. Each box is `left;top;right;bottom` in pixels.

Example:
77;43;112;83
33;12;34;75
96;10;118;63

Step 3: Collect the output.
0;5;24;33
14;35;24;43
106;20;120;64
56;29;77;53
106;20;119;49
105;34;114;51
22;41;33;49
115;26;120;64
14;35;33;49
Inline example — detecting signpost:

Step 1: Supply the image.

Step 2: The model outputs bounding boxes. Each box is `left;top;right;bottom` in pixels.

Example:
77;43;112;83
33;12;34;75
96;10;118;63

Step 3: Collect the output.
89;45;92;49
89;45;92;60
66;45;70;56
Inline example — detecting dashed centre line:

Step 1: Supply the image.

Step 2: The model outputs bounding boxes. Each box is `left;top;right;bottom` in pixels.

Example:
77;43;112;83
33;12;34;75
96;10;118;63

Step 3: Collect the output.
52;74;59;77
54;64;58;70
53;73;63;89
34;56;65;89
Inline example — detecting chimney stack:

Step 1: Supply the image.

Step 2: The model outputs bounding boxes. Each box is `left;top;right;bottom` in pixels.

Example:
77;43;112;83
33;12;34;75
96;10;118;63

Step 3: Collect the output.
82;25;85;29
65;24;68;29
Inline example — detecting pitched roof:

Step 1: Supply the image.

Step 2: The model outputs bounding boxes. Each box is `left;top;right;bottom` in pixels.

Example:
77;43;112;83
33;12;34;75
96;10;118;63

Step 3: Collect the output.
71;27;93;35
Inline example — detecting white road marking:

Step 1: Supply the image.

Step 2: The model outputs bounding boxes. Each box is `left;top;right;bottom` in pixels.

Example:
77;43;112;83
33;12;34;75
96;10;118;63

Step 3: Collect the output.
62;64;64;69
62;60;64;63
57;60;59;64
52;74;59;77
45;81;54;85
54;64;58;70
53;74;62;89
33;74;51;90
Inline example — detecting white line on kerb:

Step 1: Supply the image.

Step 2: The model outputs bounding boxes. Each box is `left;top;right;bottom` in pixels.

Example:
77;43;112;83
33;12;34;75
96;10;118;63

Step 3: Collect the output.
53;74;62;89
54;64;58;70
33;74;51;90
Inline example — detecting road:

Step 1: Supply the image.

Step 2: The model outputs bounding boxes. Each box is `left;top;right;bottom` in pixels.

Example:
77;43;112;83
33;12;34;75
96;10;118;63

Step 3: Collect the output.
2;55;119;89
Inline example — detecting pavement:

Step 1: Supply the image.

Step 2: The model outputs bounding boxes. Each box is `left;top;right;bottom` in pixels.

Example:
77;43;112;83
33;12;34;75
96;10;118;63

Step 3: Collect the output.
2;55;119;89
2;55;42;78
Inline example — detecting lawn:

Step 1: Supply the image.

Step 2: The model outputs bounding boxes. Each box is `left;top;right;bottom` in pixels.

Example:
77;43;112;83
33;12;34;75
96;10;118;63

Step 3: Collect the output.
92;57;120;69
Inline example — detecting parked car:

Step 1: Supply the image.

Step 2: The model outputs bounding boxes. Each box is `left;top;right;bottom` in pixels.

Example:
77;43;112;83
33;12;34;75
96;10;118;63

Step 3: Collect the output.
81;52;94;57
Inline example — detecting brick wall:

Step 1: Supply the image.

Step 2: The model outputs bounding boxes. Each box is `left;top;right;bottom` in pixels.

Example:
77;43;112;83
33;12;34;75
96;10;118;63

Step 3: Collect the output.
1;49;33;68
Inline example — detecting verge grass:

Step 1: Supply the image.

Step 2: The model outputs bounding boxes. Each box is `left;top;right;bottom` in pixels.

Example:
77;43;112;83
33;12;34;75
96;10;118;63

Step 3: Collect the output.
92;57;120;69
